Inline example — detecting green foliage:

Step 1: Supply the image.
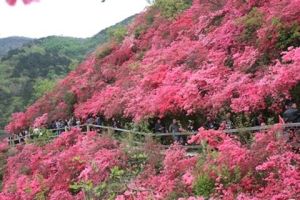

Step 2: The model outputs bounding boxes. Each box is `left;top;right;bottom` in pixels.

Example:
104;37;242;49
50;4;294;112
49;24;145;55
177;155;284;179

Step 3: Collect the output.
70;167;128;200
63;92;77;116
233;114;254;144
108;25;127;43
192;145;216;198
125;120;151;133
166;184;190;200
32;78;56;100
193;145;242;198
193;165;241;198
134;8;156;40
27;129;57;146
123;121;152;145
193;173;215;198
154;0;192;19
68;149;152;200
134;26;146;39
110;166;125;179
239;7;264;42
276;23;300;50
127;152;148;175
218;166;241;187
69;180;94;198
96;44;114;59
0;154;7;191
35;190;48;200
0;146;11;192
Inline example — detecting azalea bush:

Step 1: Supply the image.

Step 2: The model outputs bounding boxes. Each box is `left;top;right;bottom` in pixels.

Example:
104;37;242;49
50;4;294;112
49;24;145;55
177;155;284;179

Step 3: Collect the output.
6;0;300;131
1;126;300;199
185;125;300;200
0;129;126;199
114;124;300;200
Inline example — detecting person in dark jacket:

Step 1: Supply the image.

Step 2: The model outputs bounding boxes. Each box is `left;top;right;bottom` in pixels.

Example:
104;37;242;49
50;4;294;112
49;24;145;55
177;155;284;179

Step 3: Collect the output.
251;113;266;126
86;115;95;125
204;116;218;130
169;119;180;142
224;112;234;129
283;102;300;123
96;115;103;126
187;120;196;132
112;118;120;128
154;119;165;133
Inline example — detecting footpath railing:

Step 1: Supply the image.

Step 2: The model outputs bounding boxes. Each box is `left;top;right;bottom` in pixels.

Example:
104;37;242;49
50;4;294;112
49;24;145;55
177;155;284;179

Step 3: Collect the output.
7;122;300;147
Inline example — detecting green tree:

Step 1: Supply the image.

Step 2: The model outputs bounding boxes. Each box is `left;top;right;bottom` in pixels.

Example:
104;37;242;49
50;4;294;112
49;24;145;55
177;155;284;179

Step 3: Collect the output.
32;78;56;99
154;0;192;19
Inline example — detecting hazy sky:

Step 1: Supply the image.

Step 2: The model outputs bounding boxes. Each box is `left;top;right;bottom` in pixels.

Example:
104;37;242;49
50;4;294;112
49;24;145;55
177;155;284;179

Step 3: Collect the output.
0;0;149;38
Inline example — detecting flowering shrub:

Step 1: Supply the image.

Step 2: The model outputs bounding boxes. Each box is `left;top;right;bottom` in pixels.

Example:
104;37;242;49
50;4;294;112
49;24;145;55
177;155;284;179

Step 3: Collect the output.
33;113;48;128
5;112;28;134
6;0;300;132
186;124;300;200
0;129;126;199
1;126;300;199
3;0;300;199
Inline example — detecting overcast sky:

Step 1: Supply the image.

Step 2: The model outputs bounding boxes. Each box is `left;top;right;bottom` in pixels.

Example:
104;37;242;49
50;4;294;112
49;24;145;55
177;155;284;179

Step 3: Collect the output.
0;0;149;39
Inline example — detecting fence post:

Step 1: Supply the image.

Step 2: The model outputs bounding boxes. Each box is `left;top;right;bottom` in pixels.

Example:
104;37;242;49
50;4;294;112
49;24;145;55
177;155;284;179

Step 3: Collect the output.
8;137;12;146
87;125;90;132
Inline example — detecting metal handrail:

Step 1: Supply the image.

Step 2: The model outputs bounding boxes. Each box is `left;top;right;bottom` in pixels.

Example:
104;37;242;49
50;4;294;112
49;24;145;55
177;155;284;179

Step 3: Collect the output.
88;122;300;137
224;122;300;133
7;122;300;146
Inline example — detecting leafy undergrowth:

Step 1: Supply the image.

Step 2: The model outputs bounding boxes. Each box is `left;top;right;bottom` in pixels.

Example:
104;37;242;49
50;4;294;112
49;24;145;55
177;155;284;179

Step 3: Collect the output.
0;126;299;200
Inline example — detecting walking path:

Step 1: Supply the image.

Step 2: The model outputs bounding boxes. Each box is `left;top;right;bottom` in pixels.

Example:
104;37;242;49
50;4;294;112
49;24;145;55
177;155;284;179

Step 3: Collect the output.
6;122;300;148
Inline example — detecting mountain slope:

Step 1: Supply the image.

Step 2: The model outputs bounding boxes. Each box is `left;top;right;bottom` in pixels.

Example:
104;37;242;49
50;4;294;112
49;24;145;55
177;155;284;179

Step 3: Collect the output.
0;15;135;128
7;0;300;131
0;37;33;57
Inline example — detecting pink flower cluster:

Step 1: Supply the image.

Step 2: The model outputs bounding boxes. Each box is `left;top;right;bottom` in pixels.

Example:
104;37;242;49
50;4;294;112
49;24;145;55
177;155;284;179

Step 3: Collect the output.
185;125;300;199
0;129;125;200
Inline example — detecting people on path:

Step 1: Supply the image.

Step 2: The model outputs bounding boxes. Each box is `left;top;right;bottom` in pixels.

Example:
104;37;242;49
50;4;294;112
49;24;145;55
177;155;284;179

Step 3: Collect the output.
220;112;234;130
9;99;300;151
169;119;181;142
204;116;218;130
283;102;300;123
154;119;165;133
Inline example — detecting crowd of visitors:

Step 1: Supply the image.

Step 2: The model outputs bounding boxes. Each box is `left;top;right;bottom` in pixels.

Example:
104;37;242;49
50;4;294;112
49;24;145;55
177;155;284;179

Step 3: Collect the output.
7;101;300;151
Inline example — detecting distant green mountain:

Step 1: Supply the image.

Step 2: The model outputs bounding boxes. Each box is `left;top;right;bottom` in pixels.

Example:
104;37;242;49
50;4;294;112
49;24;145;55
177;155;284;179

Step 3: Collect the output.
0;37;33;57
0;15;135;128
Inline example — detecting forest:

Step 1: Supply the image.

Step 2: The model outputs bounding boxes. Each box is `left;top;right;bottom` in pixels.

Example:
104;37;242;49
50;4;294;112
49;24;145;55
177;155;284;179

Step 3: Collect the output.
0;16;134;129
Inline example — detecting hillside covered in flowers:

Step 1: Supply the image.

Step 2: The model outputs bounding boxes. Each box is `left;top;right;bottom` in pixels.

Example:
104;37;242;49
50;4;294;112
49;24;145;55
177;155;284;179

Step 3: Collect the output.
5;0;300;132
1;0;300;199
